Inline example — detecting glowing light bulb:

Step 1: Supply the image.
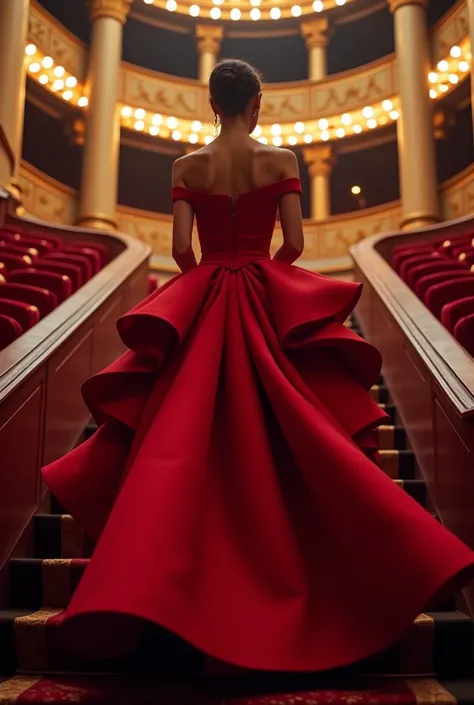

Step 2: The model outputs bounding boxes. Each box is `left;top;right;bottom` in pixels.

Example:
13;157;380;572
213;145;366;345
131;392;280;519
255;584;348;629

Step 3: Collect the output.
134;120;145;131
341;113;352;125
210;7;221;18
335;127;345;138
273;136;283;146
78;96;88;107
320;131;330;141
291;5;302;15
54;65;65;77
230;8;241;19
362;106;373;119
25;44;36;56
303;133;313;143
121;106;133;118
135;108;146;119
351;185;361;195
250;8;260;19
313;0;323;11
428;71;438;83
450;45;462;58
271;123;282;136
66;76;77;88
39;74;48;85
189;4;200;15
189;133;199;143
191;120;202;132
459;60;469;72
252;125;262;137
172;130;182;141
167;116;178;129
270;7;281;18
29;62;41;73
288;135;297;145
294;121;305;133
166;0;177;10
429;88;437;99
152;114;162;126
335;0;346;4
352;124;362;134
437;60;449;72
42;56;54;69
149;126;160;136
382;100;393;111
448;73;459;84
318;118;328;130
258;136;268;144
389;110;399;120
367;118;377;129
52;79;64;91
62;90;73;101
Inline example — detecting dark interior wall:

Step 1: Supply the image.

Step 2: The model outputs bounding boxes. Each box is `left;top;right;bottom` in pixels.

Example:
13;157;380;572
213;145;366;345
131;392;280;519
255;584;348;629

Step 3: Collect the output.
22;98;83;190
220;35;308;82
436;104;474;182
330;139;399;214
123;19;198;79
327;8;394;74
118;143;182;214
37;0;90;43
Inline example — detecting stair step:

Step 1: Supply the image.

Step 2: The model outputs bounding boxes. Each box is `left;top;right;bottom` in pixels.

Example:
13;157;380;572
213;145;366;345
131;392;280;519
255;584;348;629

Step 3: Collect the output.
378;425;407;450
379;450;416;480
0;606;471;678
0;675;471;705
370;386;391;403
378;404;399;424
34;515;94;560
393;479;426;505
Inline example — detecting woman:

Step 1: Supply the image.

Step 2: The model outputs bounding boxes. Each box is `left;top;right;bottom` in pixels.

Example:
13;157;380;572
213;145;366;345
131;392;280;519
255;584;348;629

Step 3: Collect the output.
43;59;474;673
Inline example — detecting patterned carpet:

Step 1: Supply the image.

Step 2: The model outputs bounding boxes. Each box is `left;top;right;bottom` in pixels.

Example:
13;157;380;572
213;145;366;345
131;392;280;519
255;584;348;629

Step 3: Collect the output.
0;317;473;703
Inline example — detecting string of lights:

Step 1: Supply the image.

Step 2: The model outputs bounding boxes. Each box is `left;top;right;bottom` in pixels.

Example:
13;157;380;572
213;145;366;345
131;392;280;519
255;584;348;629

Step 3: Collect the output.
142;0;349;21
24;39;471;146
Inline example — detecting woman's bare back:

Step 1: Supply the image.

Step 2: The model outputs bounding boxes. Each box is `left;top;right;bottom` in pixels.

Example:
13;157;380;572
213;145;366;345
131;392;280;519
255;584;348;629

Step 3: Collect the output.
173;136;298;198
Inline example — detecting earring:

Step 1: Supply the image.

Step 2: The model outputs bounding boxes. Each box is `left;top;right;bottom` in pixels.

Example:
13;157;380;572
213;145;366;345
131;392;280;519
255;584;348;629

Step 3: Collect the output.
252;110;257;117
213;113;220;135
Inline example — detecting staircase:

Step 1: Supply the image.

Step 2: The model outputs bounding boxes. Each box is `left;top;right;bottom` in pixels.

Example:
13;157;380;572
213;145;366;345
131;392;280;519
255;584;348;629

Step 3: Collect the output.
0;318;473;703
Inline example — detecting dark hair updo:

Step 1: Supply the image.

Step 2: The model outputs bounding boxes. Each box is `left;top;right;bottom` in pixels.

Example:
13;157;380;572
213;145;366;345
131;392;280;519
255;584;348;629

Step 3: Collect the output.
209;59;262;117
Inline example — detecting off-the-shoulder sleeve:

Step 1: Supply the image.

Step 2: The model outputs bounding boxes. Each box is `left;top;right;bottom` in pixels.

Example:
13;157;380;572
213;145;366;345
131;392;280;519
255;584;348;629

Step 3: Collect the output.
272;178;302;199
171;186;194;203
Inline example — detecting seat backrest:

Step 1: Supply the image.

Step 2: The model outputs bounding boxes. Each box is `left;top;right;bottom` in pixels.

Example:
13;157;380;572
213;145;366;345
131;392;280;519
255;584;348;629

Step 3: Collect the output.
425;277;474;318
441;296;474;332
453;313;474;357
9;269;72;302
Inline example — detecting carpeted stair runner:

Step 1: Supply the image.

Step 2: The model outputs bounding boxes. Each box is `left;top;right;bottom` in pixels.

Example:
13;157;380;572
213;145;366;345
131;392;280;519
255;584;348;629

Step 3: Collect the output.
1;316;473;703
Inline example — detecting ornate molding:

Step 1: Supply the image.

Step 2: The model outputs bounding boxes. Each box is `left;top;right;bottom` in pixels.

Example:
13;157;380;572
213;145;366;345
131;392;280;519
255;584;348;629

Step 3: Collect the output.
195;24;224;55
303;145;334;177
87;0;133;24
388;0;428;13
29;2;87;80
300;18;331;50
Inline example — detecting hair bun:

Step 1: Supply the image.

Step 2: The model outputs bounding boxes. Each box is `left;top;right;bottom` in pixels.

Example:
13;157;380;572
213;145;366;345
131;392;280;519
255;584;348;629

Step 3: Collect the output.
209;59;262;117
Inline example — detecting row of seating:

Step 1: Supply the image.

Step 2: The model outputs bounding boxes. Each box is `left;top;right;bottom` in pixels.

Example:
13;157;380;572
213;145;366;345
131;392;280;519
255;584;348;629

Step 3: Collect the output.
391;233;474;357
0;225;109;352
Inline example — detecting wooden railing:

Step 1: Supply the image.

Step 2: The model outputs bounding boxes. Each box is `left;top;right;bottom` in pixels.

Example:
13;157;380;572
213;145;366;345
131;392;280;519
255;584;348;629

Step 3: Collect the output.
0;192;151;603
350;215;474;615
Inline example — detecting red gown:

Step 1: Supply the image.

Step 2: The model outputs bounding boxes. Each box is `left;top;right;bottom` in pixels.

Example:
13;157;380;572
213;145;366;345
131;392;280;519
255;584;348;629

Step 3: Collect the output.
43;177;474;672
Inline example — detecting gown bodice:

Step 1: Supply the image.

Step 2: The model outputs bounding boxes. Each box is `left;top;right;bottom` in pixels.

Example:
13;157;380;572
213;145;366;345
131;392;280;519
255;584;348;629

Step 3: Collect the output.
171;177;302;269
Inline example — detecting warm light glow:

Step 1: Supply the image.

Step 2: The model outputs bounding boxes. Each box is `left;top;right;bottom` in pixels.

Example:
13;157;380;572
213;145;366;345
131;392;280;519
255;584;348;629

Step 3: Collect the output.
53;65;65;78
121;106;133;118
230;7;241;19
270;6;281;18
294;121;305;133
313;0;323;10
25;44;36;56
250;8;261;19
78;96;88;107
42;56;54;69
189;4;200;14
351;185;361;195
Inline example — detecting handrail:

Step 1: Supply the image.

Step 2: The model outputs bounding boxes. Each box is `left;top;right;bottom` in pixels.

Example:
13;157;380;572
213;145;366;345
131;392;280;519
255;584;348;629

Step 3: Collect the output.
350;214;474;418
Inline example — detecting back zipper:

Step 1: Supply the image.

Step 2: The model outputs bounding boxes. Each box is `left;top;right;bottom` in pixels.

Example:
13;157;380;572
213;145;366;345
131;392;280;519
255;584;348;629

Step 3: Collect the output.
231;197;237;269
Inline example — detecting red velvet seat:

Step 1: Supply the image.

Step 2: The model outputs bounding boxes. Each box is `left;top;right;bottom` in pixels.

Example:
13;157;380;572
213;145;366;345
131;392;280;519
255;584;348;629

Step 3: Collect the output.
441;296;474;332
33;260;82;290
11;233;56;256
399;253;443;280
449;245;474;260
0;282;58;317
74;240;109;266
406;261;467;289
435;233;474;249
454;313;474;357
415;271;473;299
0;252;34;272
0;298;40;332
58;245;102;274
0;313;22;351
4;227;63;248
9;269;72;303
392;246;436;271
425;277;474;318
0;241;40;261
43;252;93;281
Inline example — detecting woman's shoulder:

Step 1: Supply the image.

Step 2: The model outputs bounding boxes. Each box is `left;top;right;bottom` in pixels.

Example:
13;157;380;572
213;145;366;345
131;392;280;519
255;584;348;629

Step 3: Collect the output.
253;144;299;180
172;147;213;188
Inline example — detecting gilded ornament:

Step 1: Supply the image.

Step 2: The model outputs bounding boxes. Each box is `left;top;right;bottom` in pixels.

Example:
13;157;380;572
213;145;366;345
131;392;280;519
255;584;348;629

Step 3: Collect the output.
300;18;330;49
195;24;224;55
87;0;133;24
388;0;428;13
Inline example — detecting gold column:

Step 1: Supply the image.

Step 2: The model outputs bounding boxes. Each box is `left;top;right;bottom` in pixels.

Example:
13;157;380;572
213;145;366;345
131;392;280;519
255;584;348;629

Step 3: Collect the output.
389;0;439;230
76;0;132;231
196;25;224;83
301;18;329;81
0;0;30;200
303;145;333;220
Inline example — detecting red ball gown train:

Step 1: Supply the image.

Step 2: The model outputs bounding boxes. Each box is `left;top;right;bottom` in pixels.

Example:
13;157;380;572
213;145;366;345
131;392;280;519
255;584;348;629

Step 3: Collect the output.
43;178;474;672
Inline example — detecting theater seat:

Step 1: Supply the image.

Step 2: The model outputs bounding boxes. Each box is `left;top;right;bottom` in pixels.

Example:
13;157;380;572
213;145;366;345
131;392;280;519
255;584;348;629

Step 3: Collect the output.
399;253;443;280
3;226;63;248
0;282;58;317
0;298;40;332
392;245;436;270
0;252;34;272
454;313;474;357
33;260;82;290
58;246;102;274
458;252;474;267
441;296;474;332
425;277;474;318
11;234;56;256
415;271;473;299
406;261;467;290
0;313;22;351
42;252;92;283
9;269;72;303
0;241;40;261
74;240;109;266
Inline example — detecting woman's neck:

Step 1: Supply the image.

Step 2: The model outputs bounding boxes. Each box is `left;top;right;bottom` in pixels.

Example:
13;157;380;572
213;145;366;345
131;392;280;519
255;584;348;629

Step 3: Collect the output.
218;116;251;142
